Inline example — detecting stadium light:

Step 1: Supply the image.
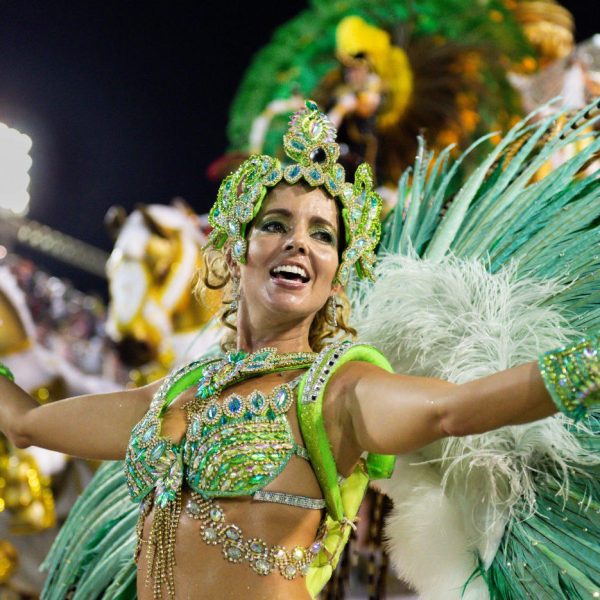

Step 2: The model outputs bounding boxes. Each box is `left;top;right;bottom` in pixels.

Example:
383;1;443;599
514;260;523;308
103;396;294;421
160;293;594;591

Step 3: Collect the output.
0;123;33;216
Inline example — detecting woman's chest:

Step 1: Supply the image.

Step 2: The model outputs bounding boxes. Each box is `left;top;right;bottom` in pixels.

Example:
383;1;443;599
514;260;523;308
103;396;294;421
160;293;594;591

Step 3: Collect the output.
126;371;307;502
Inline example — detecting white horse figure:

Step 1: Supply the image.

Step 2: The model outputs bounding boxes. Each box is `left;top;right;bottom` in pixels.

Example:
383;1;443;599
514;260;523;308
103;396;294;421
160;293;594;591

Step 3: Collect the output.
105;202;222;378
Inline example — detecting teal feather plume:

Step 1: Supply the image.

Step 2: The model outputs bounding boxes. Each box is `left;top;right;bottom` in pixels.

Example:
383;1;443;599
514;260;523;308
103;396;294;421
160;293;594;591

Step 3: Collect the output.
41;461;137;599
374;98;600;599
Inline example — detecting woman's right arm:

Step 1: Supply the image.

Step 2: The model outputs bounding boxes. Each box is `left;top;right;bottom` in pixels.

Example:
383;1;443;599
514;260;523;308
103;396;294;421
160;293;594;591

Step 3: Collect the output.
0;375;162;461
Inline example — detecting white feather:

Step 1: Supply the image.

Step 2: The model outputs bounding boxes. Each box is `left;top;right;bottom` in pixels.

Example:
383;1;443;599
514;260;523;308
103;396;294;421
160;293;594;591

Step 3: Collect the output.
352;253;600;599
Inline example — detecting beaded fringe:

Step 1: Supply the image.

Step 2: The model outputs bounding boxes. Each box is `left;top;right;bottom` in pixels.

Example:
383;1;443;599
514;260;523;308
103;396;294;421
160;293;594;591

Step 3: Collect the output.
144;490;182;600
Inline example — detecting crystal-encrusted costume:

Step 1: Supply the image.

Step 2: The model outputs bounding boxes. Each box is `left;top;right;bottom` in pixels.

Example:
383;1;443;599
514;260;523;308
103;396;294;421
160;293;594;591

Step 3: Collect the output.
124;343;395;599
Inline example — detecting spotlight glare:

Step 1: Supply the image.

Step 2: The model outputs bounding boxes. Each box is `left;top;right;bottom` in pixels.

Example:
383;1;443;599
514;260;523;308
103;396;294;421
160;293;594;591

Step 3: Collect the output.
0;123;33;216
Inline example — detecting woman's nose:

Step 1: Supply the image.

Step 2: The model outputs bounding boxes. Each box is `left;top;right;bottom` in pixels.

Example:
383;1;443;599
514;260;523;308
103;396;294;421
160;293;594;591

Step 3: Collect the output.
283;228;308;254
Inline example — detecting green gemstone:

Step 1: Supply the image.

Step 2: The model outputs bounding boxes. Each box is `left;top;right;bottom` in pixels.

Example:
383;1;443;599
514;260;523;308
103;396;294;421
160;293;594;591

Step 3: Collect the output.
291;139;305;151
274;387;290;410
250;541;264;554
226;546;242;561
150;441;166;461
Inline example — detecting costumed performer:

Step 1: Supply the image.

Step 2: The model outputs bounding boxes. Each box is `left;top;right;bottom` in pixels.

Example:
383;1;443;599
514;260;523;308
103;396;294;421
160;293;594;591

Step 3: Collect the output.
0;102;598;600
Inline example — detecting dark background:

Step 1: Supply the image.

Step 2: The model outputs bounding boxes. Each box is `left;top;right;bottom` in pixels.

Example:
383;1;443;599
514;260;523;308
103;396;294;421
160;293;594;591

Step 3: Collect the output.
0;1;597;293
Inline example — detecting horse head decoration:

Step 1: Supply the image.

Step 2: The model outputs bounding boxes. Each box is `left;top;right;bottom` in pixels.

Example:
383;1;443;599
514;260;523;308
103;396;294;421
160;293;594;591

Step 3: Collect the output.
105;201;221;377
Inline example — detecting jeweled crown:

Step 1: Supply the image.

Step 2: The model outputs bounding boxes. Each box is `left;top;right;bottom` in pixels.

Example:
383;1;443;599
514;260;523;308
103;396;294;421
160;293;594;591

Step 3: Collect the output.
206;100;381;285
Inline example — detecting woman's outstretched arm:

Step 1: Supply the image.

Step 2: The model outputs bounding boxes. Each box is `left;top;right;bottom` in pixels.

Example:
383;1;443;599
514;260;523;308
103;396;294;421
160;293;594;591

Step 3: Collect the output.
0;375;161;461
327;360;556;458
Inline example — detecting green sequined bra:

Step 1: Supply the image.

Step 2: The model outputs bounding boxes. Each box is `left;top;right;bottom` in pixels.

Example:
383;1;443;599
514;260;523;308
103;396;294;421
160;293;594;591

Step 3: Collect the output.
125;348;317;507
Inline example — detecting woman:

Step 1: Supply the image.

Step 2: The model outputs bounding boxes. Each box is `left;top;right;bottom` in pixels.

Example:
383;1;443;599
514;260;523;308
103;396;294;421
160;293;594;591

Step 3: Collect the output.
0;102;597;600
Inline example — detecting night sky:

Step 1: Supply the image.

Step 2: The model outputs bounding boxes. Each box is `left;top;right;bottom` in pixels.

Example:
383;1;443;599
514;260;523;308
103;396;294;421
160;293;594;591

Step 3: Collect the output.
0;1;597;293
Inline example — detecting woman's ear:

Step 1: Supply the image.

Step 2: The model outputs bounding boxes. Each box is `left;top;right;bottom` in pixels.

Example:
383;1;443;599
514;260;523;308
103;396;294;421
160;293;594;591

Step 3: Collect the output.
331;282;343;296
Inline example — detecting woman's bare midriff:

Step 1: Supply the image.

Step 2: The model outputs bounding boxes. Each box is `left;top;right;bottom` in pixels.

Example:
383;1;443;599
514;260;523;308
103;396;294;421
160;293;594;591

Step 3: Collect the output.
136;370;331;600
137;489;322;600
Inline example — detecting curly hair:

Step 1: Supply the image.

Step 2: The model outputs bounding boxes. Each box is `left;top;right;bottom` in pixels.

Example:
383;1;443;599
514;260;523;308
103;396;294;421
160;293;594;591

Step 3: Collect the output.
195;186;357;353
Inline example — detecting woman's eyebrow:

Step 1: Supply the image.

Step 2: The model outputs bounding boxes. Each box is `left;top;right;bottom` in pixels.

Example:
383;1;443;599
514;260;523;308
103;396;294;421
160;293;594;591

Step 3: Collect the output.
262;208;291;217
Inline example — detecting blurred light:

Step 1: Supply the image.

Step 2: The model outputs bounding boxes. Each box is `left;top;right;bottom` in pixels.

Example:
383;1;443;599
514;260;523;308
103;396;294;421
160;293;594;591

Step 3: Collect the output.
0;246;7;260
0;123;32;216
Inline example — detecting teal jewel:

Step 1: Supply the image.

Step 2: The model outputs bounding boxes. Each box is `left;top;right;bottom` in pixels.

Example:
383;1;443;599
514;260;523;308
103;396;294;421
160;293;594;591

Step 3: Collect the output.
273;386;292;412
345;248;357;261
205;403;220;422
196;384;215;400
225;526;241;541
290;139;305;151
250;540;266;554
190;417;202;438
227;396;243;415
250;391;267;414
249;349;273;363
150;440;167;462
284;164;302;182
306;99;318;111
226;546;243;561
142;424;157;444
265;168;281;184
229;350;248;363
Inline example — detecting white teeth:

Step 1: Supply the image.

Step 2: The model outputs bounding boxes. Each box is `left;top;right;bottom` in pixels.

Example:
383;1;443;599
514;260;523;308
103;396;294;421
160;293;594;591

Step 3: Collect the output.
272;265;309;279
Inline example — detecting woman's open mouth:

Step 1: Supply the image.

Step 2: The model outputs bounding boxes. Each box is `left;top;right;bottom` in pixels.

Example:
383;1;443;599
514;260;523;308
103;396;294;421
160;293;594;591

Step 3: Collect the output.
270;264;310;286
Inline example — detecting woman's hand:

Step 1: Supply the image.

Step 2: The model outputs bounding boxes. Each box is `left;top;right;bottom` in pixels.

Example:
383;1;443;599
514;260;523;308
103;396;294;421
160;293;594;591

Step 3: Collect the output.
0;376;161;461
325;361;557;459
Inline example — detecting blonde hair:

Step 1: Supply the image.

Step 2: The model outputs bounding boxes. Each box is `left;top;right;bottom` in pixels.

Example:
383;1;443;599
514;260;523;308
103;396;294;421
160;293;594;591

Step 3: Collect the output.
195;247;356;353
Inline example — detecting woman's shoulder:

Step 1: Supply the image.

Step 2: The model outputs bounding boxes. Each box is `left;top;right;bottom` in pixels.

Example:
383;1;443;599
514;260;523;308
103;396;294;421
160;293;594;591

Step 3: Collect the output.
300;340;391;405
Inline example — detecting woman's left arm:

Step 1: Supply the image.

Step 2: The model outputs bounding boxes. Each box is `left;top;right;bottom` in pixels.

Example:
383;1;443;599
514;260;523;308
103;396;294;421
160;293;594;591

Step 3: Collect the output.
331;360;556;456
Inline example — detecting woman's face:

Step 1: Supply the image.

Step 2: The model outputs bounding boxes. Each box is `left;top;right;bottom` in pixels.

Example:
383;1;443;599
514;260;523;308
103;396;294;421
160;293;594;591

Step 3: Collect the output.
237;183;340;325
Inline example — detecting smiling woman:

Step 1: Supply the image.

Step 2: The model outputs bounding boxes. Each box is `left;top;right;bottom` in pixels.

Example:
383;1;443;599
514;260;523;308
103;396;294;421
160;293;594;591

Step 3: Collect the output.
197;181;356;355
1;101;600;600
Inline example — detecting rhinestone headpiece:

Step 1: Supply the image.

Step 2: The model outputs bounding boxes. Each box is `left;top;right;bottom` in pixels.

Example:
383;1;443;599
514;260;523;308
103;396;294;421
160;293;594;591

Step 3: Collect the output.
206;100;382;285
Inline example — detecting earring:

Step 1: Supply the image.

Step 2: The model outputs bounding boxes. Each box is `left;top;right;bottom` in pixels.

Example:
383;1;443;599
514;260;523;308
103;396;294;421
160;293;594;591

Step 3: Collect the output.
230;277;240;311
326;295;339;328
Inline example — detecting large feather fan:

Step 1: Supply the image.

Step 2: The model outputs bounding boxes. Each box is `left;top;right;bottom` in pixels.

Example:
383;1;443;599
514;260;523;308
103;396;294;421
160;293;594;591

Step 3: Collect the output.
351;99;600;599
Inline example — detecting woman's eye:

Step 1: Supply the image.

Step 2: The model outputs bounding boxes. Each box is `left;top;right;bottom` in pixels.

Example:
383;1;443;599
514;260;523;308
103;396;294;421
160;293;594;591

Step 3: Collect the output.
261;220;286;233
312;229;335;245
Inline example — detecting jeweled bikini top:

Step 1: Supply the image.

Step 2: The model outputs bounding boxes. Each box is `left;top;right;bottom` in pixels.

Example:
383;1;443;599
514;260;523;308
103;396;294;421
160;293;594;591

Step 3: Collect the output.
125;348;316;508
